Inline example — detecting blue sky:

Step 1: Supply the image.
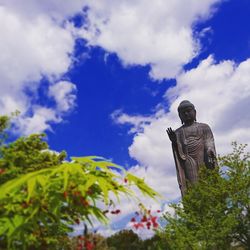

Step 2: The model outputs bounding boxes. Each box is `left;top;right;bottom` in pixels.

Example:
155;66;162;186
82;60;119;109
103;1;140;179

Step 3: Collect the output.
1;0;250;237
48;47;170;166
49;0;250;164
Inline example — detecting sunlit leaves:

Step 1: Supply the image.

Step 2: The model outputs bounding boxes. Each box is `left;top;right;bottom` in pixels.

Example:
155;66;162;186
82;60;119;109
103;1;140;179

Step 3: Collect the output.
125;173;161;199
0;116;160;249
0;152;159;249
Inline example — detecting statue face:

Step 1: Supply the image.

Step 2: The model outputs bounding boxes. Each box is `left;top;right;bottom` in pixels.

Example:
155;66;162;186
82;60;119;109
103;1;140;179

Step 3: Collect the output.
179;106;196;125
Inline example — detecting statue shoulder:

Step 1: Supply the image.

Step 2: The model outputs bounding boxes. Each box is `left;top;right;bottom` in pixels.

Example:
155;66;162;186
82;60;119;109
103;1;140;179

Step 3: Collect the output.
196;122;214;135
196;122;212;129
175;126;183;134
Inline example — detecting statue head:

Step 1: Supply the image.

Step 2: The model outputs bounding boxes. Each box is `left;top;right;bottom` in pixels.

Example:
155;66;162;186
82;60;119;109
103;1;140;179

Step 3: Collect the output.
178;100;196;125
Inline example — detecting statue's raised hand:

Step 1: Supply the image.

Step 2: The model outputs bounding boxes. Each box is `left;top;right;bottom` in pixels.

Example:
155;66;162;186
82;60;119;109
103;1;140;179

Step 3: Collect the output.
166;127;177;144
207;148;215;158
207;148;216;168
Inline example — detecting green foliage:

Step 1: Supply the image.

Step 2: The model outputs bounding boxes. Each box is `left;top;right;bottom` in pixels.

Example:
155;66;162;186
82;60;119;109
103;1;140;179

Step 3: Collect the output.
0;115;10;144
107;230;143;250
0;133;66;185
159;142;250;250
0;115;9;133
106;230;167;250
141;235;168;250
220;143;250;248
0;117;160;249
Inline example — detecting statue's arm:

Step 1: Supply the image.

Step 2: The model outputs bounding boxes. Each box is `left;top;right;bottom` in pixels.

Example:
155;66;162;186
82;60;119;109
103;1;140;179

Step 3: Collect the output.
167;128;186;194
204;124;217;168
166;127;177;146
166;128;186;160
204;125;216;151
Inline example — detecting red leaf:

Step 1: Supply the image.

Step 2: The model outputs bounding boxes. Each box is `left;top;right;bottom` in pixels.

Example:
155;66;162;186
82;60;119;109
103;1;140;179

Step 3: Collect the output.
133;223;144;229
153;222;159;228
151;216;157;223
85;241;94;250
141;216;147;222
115;209;121;214
131;217;136;222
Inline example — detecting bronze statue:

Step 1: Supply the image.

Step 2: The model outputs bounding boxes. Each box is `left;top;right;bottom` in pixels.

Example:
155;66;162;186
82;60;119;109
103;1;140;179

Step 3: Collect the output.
167;100;216;196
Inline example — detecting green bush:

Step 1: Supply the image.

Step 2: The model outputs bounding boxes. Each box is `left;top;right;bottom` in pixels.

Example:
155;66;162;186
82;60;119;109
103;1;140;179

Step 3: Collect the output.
159;143;250;250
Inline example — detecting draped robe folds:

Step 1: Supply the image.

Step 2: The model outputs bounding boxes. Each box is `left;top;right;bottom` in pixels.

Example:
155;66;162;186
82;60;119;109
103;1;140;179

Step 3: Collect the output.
172;122;216;196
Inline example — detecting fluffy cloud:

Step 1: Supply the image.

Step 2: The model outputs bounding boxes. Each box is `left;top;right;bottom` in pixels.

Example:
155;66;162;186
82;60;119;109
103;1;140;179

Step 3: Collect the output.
0;0;86;20
0;3;77;134
0;0;223;135
169;56;250;152
49;81;77;112
14;106;60;135
78;0;222;79
113;56;250;206
111;110;155;133
12;79;77;135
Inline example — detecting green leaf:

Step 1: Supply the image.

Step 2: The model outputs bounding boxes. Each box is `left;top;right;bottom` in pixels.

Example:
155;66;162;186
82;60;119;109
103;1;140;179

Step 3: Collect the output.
89;206;108;224
63;167;69;190
26;177;36;202
97;177;110;205
126;173;161;199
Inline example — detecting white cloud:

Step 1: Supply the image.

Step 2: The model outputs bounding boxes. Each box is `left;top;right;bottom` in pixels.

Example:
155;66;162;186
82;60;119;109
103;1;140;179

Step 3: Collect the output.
95;227;119;238
0;0;86;21
170;56;250;151
0;0;224;134
0;3;77;134
111;109;154;133
14;106;60;135
128;165;180;200
49;81;77;112
12;80;77;136
113;56;250;206
0;6;74;86
78;0;222;79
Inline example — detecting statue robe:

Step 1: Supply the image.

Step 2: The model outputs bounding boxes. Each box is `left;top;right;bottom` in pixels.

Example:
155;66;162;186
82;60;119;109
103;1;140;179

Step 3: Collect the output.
172;122;216;196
